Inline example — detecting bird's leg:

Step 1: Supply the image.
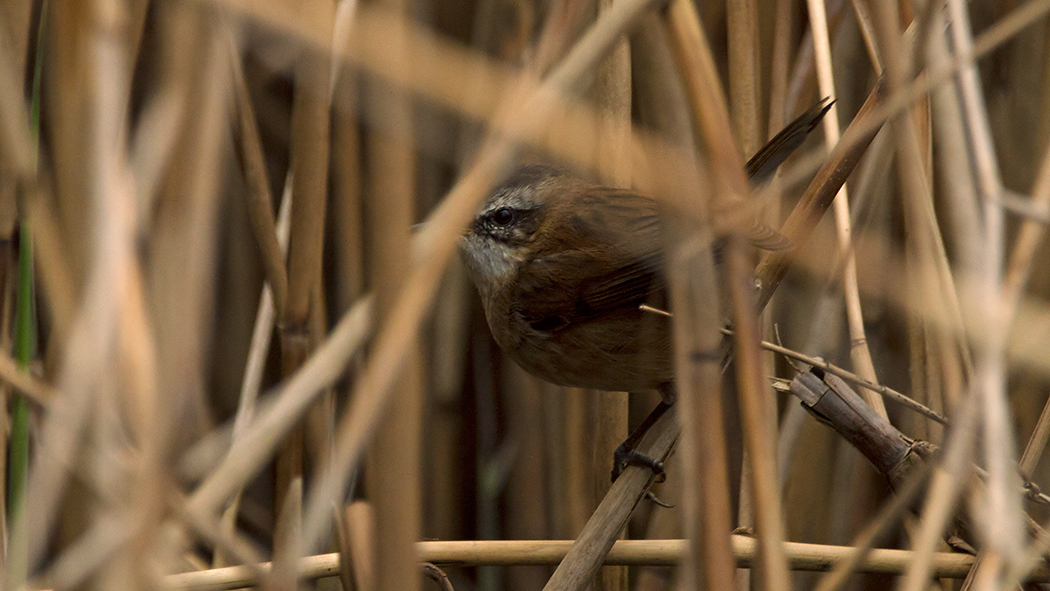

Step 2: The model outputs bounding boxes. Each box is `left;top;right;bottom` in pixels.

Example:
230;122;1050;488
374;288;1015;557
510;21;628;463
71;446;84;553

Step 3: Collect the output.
611;399;673;483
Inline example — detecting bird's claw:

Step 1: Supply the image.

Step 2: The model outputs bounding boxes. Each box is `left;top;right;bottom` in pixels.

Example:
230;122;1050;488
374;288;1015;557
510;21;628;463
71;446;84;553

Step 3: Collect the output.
612;444;666;482
645;490;675;508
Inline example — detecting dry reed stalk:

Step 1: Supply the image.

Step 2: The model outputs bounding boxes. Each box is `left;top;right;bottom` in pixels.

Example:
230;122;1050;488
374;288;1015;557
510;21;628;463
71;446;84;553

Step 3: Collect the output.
760;3;795;455
215;178;293;568
20;3;208;582
0;25;33;186
735;13;773;576
784;233;1050;381
804;0;888;420
43;1;92;292
1020;388;1050;478
186;292;372;512
785;24;819;127
668;240;735;591
425;262;469;542
993;10;1050;501
217;0;781;229
766;0;792;136
365;1;423;590
711;327;948;424
754;77;884;309
921;10;973;423
1003;130;1050;327
662;4;791;591
276;0;334;520
726;0;762;155
171;493;267;577
812;463;933;591
848;0;882;73
331;0;366;312
291;0;669;556
662;0;747;200
333;505;356;591
160;536;1050;589
867;4;992;589
898;393;979;591
329;6;369;551
630;15;730;591
726;238;790;591
55;4;160;589
943;0;1026;584
343;502;377;591
591;2;631;589
542;410;680;591
632;14;713;591
561;388;592;536
229;30;288;319
424;179;468;549
503;366;551;591
625;12;692;587
138;8;230;586
145;0;229;445
0;0;32;79
270;477;303;590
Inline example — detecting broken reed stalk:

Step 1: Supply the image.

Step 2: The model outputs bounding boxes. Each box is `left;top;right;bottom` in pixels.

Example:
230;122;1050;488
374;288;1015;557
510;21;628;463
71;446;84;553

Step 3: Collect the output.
713;326;949;424
639;303;950;424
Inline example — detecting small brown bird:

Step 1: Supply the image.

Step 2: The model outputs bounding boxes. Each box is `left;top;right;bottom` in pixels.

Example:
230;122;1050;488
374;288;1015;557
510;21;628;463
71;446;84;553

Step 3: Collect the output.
460;100;832;476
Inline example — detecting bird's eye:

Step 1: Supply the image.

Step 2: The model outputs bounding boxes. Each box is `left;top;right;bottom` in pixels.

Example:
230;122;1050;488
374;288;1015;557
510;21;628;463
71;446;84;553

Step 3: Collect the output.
492;207;515;227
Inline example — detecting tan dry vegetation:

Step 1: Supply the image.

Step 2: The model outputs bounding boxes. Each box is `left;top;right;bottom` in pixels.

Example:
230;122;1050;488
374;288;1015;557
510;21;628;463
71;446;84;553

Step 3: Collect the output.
0;0;1050;590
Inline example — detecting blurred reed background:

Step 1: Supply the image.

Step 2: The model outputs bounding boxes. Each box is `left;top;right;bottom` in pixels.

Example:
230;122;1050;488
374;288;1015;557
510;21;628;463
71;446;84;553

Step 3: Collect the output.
0;0;1049;590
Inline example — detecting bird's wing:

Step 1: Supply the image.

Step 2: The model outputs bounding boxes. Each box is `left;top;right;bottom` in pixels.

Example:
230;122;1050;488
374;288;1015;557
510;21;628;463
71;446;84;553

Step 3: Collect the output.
745;98;834;184
512;189;664;332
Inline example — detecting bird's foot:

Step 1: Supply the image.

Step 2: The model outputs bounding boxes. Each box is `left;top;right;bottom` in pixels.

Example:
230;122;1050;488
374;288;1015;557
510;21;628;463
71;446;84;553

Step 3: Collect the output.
611;446;674;508
609;398;676;508
612;444;666;483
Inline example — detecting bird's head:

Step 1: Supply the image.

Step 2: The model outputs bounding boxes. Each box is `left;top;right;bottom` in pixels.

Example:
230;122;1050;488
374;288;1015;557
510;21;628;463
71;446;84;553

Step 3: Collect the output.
460;165;558;296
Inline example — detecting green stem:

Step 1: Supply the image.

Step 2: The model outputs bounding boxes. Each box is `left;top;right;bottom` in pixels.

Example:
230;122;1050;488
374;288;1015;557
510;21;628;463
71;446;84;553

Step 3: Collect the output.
7;2;46;585
7;221;33;520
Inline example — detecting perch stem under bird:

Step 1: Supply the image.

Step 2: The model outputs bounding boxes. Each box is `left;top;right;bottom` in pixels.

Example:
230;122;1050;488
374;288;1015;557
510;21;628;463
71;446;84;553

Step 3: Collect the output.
460;99;834;488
